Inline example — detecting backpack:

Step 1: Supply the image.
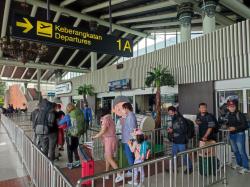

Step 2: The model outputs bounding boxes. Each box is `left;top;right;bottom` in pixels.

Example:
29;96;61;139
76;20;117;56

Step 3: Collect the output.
140;141;151;160
68;109;85;137
35;109;49;135
184;118;195;139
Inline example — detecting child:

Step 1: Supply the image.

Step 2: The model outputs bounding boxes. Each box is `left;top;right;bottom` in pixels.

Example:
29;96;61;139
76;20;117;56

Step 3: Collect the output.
127;128;149;186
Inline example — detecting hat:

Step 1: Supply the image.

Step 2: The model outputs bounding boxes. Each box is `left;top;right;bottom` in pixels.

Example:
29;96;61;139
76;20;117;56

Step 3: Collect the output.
134;128;143;135
227;100;236;107
113;96;130;108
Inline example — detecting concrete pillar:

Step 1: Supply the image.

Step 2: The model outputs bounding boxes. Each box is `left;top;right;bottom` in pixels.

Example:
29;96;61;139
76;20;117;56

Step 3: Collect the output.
180;24;191;42
24;82;28;95
37;69;41;92
201;0;217;34
55;70;62;84
37;69;41;99
91;52;97;72
177;2;193;42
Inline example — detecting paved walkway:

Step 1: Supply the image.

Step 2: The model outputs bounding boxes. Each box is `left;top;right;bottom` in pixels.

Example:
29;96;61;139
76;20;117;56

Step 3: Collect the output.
0;123;30;186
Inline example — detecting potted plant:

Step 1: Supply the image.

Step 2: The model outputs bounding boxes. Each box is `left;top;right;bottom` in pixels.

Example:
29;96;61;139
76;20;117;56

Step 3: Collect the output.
145;65;175;129
77;84;95;104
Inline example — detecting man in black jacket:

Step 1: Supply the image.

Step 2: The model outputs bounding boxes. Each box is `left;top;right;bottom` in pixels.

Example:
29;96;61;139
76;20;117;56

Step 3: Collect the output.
167;106;193;174
34;99;51;156
226;100;249;174
196;103;217;141
47;103;58;161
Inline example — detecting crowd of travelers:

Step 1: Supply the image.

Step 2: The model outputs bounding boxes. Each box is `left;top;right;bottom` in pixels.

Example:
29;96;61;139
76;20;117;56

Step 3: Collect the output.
31;99;92;169
29;96;249;186
0;103;28;116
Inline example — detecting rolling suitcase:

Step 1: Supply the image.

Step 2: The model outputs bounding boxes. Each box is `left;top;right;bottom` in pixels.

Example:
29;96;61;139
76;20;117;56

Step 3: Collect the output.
81;160;94;186
78;145;94;186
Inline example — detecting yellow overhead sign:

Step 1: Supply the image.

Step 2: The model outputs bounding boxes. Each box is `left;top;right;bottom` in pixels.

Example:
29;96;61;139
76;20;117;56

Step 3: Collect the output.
16;17;33;33
12;13;133;57
37;21;53;38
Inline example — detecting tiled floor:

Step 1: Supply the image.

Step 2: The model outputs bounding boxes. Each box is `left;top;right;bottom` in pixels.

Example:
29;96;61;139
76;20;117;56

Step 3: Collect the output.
0;124;27;181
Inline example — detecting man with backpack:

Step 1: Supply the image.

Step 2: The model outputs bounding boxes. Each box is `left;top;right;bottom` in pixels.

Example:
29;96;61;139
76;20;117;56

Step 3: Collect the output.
47;103;59;161
196;103;218;142
58;103;85;169
167;106;193;174
33;99;52;156
226;100;250;174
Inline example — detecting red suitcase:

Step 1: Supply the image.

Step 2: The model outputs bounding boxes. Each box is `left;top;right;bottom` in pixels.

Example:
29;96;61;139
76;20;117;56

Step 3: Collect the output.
81;160;94;186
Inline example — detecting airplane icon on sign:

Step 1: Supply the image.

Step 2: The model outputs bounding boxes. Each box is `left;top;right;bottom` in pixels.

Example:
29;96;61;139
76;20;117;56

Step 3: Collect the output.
40;24;51;29
37;21;53;38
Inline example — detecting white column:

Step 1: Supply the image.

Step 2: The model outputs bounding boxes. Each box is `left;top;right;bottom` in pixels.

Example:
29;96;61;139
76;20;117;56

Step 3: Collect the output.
201;0;217;34
180;24;191;42
177;3;193;42
37;69;41;99
203;16;215;34
91;52;97;71
37;69;41;92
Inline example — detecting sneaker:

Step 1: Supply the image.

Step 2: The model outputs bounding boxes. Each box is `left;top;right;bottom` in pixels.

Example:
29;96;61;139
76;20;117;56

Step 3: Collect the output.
115;175;124;183
231;164;241;170
128;180;138;186
73;160;80;167
239;168;250;174
66;163;73;169
125;171;132;178
184;168;193;175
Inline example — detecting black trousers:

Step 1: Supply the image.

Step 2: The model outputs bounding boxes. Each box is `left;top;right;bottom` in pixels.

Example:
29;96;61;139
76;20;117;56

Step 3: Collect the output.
48;132;58;161
66;136;80;163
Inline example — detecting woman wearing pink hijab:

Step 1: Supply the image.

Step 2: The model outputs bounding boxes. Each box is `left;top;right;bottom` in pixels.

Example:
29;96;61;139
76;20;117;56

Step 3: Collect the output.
92;108;124;183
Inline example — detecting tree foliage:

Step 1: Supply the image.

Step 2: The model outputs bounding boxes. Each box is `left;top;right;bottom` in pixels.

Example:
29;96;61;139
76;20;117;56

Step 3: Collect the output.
77;84;95;103
145;65;175;128
0;81;6;96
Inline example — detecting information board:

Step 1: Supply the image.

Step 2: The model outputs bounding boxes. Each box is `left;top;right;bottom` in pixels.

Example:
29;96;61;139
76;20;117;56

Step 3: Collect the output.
108;79;131;91
12;13;133;57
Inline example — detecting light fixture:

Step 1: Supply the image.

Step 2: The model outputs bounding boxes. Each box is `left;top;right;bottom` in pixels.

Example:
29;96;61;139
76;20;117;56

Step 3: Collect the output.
200;0;218;18
177;2;194;27
0;36;48;64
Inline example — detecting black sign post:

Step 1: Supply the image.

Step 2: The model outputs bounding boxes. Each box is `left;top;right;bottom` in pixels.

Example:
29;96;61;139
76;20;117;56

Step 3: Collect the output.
11;14;133;57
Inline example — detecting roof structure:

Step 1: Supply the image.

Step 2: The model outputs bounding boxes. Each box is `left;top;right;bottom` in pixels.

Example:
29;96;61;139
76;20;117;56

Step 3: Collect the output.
0;0;249;83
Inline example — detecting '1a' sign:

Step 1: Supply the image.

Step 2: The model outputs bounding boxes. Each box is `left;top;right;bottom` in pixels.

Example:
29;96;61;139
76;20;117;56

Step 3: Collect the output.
11;13;133;57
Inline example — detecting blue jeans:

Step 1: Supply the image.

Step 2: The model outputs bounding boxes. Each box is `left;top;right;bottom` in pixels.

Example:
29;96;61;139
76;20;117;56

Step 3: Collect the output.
172;143;192;169
123;143;135;166
230;132;249;169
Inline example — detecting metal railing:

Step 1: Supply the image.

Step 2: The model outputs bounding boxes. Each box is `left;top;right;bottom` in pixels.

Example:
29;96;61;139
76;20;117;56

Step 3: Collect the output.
1;114;73;187
76;142;227;187
87;126;199;161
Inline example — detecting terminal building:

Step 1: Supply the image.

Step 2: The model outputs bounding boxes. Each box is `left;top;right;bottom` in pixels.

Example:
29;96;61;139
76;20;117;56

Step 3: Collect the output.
0;0;250;187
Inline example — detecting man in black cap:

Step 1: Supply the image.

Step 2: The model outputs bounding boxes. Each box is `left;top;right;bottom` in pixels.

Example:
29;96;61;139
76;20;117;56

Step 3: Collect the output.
226;100;249;174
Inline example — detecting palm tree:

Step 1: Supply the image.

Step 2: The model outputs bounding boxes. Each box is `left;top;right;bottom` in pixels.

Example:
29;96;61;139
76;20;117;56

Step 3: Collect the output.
145;65;175;128
0;81;5;96
77;84;95;104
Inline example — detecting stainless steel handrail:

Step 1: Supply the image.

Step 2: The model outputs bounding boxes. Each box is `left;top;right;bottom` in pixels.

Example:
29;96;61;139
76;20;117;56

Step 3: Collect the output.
77;142;226;186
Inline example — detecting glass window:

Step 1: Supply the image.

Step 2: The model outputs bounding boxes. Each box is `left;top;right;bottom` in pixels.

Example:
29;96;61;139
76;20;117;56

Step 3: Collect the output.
156;33;165;50
166;33;178;47
217;90;244;116
138;38;146;56
133;44;138;58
